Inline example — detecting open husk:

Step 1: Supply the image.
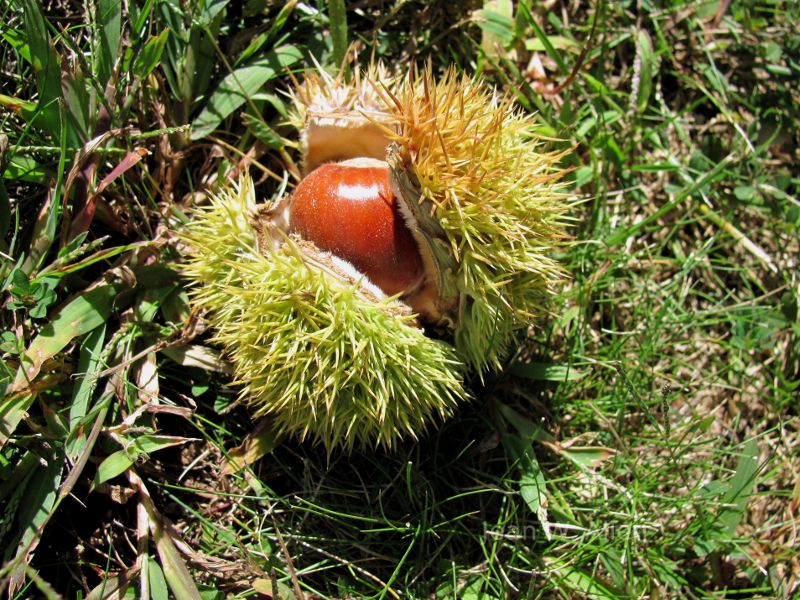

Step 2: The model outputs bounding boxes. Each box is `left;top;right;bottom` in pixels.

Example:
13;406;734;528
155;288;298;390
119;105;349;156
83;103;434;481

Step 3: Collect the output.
180;62;572;451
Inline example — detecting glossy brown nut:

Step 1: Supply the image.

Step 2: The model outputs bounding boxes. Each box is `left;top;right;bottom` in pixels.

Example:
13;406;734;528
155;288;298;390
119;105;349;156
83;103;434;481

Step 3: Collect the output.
289;160;424;298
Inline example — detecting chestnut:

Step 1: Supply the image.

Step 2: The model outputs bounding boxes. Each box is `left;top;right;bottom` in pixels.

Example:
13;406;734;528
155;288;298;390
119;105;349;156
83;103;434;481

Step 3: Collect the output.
289;158;425;299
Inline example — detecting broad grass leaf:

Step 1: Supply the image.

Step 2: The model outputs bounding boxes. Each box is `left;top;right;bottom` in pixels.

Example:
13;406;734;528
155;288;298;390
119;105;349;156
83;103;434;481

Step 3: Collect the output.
559;445;615;469
20;0;62;137
477;1;514;57
524;35;578;52
509;361;585;381
7;450;63;594
158;285;190;324
2;27;30;62
150;509;202;600
52;241;146;277
436;575;496;600
134;286;167;323
0;452;39;518
134;28;170;79
253;578;296;599
196;0;229;25
96;0;122;87
496;401;554;442
135;435;195;454
242;111;283;149
693;439;761;557
93;435;194;488
598;548;627;590
85;570;134;600
15;284;120;384
191;45;302;140
327;0;348;69
548;561;618;599
634;30;654;113
0;92;37;121
1;284;122;447
696;0;722;19
526;12;568;74
502;433;551;540
161;344;231;373
93;449;136;488
3;153;50;185
148;557;170;600
236;0;298;66
513;0;531;41
719;438;760;535
61;66;91;142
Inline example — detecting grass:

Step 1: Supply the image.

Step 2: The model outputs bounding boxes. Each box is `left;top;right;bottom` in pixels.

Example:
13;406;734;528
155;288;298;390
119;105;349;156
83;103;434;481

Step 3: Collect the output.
1;0;798;598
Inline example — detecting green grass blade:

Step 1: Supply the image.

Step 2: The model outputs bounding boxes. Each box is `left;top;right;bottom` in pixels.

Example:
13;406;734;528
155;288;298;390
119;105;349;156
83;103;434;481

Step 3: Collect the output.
150;506;202;599
93;450;138;489
604;153;735;247
133;28;170;79
633;29;654;113
22;95;69;273
0;283;122;446
551;561;618;599
327;0;348;69
496;401;554;442
235;0;298;67
509;361;585;381
85;570;133;600
502;433;551;540
524;8;568;74
19;0;62;136
20;565;61;600
221;419;283;474
93;435;192;489
95;0;122;88
60;67;91;142
148;557;170;600
2;153;50;184
65;323;106;458
477;1;514;58
719;438;760;535
6;449;63;594
190;45;303;140
513;0;531;41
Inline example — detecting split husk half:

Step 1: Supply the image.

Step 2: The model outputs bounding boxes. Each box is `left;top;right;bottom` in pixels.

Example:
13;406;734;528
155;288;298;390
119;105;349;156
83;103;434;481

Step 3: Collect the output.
180;177;465;451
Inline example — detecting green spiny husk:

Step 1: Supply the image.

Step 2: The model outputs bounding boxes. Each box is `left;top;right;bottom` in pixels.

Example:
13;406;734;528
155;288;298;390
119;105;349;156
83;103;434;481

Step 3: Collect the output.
180;178;466;451
385;68;573;373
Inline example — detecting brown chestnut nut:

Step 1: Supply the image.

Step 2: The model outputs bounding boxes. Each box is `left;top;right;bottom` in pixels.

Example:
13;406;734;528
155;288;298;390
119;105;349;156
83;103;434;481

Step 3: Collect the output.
289;158;424;298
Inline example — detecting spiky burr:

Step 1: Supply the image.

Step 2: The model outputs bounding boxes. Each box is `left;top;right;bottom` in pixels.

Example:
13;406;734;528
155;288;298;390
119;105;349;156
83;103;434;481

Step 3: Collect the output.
180;62;572;451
